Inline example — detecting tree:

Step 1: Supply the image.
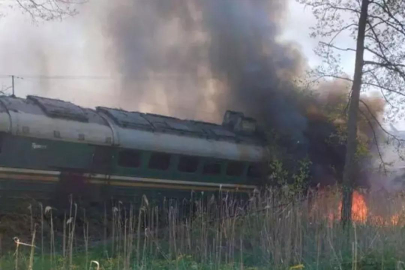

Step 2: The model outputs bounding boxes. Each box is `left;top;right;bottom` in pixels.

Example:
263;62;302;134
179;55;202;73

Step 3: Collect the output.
1;0;87;21
297;0;405;226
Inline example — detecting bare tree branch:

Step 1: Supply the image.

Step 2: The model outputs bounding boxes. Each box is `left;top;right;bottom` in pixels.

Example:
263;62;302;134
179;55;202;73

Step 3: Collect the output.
319;42;356;52
360;99;405;142
373;0;405;35
312;73;354;83
358;106;387;174
363;81;405;97
8;0;87;21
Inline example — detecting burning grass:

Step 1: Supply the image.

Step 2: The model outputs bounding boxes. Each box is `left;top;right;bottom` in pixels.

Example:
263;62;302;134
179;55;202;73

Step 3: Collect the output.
1;187;405;269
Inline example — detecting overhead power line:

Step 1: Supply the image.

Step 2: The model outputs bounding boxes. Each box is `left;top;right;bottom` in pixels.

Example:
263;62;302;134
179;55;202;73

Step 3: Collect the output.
0;74;218;80
1;75;116;80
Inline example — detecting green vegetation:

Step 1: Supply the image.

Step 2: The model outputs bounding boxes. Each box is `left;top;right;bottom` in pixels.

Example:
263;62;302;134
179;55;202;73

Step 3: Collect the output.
1;188;405;270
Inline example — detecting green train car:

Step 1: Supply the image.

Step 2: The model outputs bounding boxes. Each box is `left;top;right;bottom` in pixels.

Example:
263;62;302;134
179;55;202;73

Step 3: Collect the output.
0;95;266;202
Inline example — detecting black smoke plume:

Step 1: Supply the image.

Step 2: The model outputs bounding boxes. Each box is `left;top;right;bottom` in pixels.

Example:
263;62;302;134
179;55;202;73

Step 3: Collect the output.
107;0;307;137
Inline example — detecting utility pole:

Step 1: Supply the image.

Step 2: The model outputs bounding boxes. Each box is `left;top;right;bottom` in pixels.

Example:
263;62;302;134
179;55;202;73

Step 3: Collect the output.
11;75;15;97
9;75;22;97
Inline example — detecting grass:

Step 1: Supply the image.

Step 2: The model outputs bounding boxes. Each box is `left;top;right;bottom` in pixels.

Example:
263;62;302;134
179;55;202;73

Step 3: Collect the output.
1;187;405;269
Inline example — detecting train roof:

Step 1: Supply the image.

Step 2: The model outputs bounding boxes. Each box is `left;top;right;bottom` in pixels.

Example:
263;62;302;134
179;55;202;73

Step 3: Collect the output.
1;95;263;144
0;95;108;126
96;106;263;144
0;95;266;161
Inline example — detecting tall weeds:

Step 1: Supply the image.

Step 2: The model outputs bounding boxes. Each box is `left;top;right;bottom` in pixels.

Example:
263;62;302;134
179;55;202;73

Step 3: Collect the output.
3;187;405;269
28;225;36;270
44;206;55;269
39;203;44;267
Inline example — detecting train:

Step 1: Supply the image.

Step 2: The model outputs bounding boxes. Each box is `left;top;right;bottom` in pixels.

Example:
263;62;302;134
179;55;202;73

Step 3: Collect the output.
0;95;267;203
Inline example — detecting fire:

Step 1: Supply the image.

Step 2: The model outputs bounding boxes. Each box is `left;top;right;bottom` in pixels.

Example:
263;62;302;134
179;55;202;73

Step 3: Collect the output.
370;214;401;226
348;192;403;226
351;191;368;222
334;190;368;223
391;214;399;225
313;189;404;226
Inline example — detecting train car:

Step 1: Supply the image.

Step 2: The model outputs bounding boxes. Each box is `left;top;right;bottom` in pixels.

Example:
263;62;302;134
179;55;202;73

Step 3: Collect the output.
0;95;266;203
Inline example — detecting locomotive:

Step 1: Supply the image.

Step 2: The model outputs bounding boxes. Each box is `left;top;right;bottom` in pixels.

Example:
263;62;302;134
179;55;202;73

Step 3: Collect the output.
0;95;266;202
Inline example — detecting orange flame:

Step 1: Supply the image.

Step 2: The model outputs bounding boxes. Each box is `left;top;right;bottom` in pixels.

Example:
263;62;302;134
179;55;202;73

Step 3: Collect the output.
334;190;368;223
351;191;368;222
329;190;368;223
314;189;403;226
347;192;402;226
370;214;401;226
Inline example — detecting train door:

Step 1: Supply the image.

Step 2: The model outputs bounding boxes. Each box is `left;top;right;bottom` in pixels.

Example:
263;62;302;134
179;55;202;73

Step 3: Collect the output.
90;146;116;201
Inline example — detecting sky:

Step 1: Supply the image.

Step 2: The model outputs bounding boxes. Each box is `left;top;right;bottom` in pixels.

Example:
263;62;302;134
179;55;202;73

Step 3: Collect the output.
0;0;357;116
282;1;356;76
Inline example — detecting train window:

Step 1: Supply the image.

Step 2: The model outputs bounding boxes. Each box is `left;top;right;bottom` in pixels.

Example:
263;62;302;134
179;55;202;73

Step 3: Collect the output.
203;162;221;175
0;134;4;154
226;161;245;177
178;156;199;173
118;150;142;168
247;164;263;178
0;134;3;154
148;153;171;170
92;147;113;173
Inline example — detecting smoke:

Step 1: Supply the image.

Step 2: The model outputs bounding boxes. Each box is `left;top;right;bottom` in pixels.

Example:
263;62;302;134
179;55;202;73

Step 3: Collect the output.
106;0;212;119
106;0;307;135
302;80;387;187
204;1;311;144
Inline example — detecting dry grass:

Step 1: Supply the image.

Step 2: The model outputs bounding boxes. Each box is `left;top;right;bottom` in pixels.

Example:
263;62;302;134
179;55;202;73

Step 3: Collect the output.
1;187;405;269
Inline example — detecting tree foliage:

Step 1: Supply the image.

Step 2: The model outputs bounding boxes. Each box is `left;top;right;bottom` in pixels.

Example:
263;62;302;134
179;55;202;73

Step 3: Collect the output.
300;0;405;121
1;0;87;21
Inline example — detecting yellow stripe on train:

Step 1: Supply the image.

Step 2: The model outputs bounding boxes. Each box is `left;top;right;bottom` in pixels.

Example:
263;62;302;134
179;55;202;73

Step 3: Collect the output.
0;169;255;193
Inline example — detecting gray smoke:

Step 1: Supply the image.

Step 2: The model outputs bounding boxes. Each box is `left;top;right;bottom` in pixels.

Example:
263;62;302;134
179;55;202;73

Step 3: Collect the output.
106;0;308;139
